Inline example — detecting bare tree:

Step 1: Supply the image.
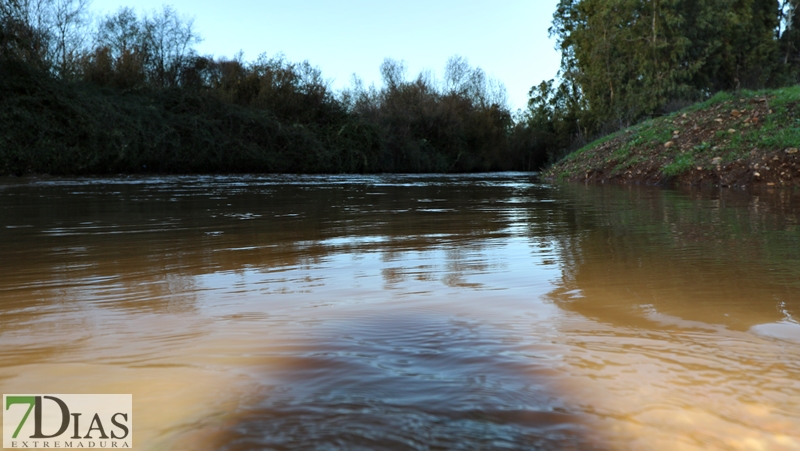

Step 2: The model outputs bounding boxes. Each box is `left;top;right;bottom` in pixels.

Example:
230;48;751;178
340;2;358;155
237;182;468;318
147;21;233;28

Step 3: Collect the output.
444;55;470;95
91;5;201;87
95;7;142;59
142;5;201;87
1;0;53;65
1;0;90;75
50;0;91;76
340;74;380;115
380;58;406;91
443;55;509;109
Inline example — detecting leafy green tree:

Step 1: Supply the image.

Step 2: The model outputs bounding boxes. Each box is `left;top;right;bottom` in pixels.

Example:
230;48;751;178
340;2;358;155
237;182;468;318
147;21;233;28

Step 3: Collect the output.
550;0;784;134
521;78;584;163
686;0;782;91
780;0;800;80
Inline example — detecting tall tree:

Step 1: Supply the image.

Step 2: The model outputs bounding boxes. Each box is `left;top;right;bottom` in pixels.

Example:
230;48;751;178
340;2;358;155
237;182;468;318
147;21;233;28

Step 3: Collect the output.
780;0;800;80
50;0;91;77
142;5;201;87
1;0;90;72
550;0;784;134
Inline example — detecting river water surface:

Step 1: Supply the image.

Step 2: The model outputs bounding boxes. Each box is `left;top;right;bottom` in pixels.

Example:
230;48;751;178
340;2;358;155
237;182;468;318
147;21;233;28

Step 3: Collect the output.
1;173;799;450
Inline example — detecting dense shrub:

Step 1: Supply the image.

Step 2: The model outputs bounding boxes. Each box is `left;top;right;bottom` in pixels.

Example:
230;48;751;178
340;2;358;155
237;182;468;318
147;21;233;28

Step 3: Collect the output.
0;2;536;175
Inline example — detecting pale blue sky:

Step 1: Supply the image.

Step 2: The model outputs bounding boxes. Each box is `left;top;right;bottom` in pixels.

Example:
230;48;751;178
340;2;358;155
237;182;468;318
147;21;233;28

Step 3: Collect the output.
88;0;562;110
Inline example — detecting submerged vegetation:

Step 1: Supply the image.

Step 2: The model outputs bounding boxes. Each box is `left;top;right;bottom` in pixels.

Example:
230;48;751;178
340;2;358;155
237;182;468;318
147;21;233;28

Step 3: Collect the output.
2;0;800;177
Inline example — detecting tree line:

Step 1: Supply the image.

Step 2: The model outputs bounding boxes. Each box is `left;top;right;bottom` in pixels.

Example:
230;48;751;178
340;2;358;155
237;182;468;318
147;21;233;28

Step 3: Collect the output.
523;0;800;162
3;0;800;175
0;0;543;175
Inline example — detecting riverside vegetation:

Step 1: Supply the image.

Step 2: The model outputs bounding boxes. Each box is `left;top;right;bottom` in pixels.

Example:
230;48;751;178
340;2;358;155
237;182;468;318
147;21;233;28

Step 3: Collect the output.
2;0;800;178
538;0;800;185
0;2;540;175
543;87;800;186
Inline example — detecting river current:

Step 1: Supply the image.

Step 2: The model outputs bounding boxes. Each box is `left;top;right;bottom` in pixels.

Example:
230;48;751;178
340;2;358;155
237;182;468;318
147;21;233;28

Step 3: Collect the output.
1;173;798;450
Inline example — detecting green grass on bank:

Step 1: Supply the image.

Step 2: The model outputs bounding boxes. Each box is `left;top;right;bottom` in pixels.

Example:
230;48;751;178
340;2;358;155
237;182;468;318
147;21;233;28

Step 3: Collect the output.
544;85;800;182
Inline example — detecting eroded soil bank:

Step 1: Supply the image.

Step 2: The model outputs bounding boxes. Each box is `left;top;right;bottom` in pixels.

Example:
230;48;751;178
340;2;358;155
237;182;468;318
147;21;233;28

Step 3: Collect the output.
543;88;800;187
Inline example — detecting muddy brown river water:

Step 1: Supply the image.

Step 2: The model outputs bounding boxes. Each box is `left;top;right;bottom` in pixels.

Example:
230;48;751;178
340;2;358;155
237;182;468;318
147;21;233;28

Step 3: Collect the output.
0;173;798;450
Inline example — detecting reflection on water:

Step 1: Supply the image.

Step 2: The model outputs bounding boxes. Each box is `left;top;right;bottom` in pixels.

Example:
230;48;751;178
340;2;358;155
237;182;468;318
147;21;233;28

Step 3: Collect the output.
1;174;799;450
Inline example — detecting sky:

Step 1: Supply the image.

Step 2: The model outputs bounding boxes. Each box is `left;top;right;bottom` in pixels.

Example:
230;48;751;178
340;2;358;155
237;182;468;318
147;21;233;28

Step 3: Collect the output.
88;0;562;111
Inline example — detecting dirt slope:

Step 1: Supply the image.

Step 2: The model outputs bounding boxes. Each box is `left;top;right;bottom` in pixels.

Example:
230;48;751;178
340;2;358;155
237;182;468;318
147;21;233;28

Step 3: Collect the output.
543;88;800;187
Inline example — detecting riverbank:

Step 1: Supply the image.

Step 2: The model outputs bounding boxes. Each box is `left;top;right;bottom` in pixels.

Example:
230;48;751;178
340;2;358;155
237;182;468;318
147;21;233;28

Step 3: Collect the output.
0;59;535;177
542;87;800;187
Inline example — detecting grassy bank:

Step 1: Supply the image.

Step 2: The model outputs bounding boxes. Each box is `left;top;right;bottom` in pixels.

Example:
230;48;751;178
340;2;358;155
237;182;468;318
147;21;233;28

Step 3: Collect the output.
542;86;800;187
